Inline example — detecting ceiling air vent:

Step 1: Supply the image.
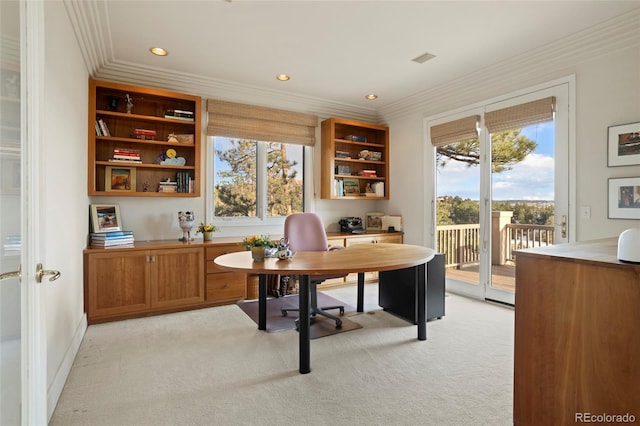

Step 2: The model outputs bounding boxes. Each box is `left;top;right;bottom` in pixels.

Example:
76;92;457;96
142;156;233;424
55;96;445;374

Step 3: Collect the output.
412;52;436;64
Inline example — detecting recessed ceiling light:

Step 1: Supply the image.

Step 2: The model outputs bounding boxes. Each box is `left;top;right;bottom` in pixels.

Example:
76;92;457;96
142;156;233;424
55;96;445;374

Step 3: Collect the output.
150;47;168;56
365;94;378;100
276;74;290;81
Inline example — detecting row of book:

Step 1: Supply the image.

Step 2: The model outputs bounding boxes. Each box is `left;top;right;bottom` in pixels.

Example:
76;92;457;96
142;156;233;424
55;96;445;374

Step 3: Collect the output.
90;230;134;248
95;119;111;136
164;109;194;122
158;172;195;193
110;147;141;163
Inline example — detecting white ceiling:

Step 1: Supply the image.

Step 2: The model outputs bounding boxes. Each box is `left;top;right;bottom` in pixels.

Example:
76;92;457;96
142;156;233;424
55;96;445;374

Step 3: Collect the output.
80;1;640;111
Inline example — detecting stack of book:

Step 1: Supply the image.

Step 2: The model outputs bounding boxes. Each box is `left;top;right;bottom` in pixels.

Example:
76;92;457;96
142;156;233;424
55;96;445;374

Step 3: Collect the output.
131;128;156;140
158;180;178;193
110;148;141;163
95;119;111;136
90;230;134;248
164;109;195;122
358;169;377;177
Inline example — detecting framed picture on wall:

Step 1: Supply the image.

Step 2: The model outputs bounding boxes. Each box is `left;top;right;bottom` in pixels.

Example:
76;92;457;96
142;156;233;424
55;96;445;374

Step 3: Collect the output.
90;204;122;233
608;122;640;167
608;177;640;219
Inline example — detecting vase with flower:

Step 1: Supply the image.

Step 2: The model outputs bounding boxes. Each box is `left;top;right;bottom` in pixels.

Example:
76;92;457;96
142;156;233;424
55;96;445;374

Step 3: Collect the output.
196;222;218;242
241;234;275;261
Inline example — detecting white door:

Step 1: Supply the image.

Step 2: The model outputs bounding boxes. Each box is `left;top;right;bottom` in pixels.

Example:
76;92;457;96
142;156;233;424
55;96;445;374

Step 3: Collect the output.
1;1;48;424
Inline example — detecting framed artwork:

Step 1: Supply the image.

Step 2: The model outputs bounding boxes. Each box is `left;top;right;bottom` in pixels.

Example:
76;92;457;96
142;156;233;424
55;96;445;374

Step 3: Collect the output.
607;122;640;167
343;178;360;195
366;212;384;231
90;204;122;233
608;177;640;219
105;166;136;192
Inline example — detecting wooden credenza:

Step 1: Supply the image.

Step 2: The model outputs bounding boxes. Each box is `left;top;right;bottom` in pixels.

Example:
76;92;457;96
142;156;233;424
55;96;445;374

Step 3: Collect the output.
514;238;640;425
84;238;246;324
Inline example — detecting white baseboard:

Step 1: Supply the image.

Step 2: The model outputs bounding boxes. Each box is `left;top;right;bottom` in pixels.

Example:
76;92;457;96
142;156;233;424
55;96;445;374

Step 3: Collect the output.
47;313;87;422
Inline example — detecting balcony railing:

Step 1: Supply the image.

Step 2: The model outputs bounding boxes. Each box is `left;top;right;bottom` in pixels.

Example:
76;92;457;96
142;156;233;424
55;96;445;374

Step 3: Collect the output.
436;217;554;269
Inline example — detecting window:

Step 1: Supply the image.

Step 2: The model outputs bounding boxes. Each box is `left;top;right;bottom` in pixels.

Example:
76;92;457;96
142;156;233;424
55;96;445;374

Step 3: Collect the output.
213;137;305;218
206;99;317;223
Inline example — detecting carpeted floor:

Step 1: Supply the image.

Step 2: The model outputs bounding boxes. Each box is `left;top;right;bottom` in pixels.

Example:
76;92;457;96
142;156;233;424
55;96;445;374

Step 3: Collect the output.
236;292;362;338
50;284;515;426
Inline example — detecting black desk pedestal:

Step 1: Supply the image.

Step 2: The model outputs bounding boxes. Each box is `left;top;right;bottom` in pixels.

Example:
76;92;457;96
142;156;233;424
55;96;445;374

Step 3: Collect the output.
379;253;445;323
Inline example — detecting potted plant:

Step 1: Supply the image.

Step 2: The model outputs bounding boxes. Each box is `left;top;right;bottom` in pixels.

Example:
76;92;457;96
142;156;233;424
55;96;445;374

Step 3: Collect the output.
196;222;218;241
241;234;274;261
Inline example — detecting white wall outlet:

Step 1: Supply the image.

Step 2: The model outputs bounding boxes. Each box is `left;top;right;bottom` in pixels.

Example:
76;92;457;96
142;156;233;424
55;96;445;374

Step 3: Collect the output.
580;205;591;219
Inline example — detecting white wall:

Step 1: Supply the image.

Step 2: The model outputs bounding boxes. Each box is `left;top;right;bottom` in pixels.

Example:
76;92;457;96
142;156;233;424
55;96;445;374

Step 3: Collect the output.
381;45;640;246
43;1;89;418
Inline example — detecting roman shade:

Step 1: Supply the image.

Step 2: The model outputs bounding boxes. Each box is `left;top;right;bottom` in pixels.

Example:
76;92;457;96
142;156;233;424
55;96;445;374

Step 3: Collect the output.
485;96;556;133
207;99;318;146
430;115;480;147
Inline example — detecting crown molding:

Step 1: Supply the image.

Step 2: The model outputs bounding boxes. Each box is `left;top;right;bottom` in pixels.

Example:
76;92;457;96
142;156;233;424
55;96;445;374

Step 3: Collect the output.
378;8;640;121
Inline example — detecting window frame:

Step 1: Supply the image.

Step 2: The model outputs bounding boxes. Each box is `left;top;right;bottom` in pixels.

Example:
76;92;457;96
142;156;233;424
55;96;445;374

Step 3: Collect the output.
205;135;311;228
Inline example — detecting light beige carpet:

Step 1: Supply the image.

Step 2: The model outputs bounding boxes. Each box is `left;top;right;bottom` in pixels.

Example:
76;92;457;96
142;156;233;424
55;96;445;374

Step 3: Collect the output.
50;285;514;426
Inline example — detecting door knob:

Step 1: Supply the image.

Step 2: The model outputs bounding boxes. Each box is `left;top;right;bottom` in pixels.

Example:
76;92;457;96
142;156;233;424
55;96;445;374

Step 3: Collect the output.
35;263;61;283
0;266;21;282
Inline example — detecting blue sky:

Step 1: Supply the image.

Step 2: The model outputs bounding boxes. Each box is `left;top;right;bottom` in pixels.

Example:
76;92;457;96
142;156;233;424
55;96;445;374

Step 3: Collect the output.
437;122;555;201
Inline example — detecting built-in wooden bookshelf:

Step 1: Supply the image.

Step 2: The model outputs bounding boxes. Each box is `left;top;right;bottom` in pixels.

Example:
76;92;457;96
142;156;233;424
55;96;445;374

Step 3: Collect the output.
321;117;389;200
88;78;201;197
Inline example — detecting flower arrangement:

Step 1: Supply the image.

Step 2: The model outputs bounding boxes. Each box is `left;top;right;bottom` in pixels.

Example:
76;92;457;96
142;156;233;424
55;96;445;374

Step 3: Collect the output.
196;223;218;234
241;234;274;249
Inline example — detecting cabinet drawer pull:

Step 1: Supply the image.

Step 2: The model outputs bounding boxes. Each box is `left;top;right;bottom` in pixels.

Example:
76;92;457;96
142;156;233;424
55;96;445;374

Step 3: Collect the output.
223;283;230;288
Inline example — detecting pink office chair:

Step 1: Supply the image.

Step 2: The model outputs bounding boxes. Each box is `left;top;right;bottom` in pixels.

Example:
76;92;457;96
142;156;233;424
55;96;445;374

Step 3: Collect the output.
281;213;347;329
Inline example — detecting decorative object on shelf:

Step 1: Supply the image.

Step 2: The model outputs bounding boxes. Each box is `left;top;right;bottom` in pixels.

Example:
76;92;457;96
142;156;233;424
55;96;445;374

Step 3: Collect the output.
618;228;640;263
167;133;179;143
608;177;640;219
196;222;218;241
608;122;640;167
178;211;195;241
125;93;133;114
89;204;122;233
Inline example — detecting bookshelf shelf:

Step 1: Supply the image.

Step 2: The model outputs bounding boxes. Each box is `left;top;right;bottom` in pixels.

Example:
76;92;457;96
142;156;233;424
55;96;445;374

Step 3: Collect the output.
88;78;201;196
321;117;389;200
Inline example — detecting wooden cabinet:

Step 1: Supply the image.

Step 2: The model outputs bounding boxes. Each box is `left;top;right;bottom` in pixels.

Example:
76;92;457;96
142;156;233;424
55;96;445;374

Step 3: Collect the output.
204;244;246;303
88;78;201;197
514;238;640;425
321;118;389;199
85;246;204;323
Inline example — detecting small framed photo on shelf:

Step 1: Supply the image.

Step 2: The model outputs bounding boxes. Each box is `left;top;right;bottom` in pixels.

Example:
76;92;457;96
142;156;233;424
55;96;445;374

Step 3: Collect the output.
90;204;122;233
608;177;640;219
608;122;640;167
343;178;360;195
366;212;384;231
105;166;136;192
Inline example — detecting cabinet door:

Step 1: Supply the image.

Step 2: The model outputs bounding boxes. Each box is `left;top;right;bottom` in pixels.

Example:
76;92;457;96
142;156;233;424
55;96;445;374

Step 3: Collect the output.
85;251;151;321
151;247;204;308
378;234;403;244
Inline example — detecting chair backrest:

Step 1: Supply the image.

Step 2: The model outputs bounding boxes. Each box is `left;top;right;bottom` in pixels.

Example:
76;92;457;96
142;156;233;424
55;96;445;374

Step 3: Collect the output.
284;213;329;252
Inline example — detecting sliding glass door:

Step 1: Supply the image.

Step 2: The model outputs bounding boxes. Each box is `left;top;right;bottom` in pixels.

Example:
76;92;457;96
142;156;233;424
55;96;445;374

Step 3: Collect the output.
432;81;571;304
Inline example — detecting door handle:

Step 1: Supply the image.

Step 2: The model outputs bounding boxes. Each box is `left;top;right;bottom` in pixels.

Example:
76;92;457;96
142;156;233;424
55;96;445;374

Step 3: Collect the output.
560;215;567;239
0;266;21;282
35;263;61;283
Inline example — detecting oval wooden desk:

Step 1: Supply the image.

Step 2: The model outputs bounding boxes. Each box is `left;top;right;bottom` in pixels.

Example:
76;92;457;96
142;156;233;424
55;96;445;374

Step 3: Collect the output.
215;243;435;374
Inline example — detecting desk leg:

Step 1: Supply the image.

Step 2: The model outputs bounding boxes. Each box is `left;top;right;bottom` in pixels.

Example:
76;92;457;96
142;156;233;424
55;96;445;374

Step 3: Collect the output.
416;263;427;341
357;272;365;312
299;275;311;374
258;274;267;331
